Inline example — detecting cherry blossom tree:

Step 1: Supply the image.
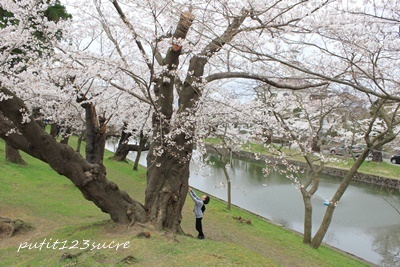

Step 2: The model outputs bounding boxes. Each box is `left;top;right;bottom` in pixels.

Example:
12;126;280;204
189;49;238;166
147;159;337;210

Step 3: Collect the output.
251;83;399;247
0;0;149;225
1;0;329;231
243;1;400;247
2;0;398;240
195;87;255;210
68;0;327;231
286;3;400;248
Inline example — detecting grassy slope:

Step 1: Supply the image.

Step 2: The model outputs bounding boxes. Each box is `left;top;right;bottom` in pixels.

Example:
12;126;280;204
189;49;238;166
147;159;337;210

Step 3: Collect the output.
0;140;370;267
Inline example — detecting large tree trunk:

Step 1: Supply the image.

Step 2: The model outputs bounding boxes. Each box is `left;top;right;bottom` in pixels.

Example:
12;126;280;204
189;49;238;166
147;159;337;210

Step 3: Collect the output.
143;11;197;232
112;123;132;161
145;52;190;231
32;107;45;129
133;131;148;171
0;87;147;225
145;11;247;231
145;146;191;232
82;103;107;169
5;142;27;165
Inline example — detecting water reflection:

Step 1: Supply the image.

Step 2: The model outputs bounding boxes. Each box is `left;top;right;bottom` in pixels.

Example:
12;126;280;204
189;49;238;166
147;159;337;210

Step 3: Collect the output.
370;225;400;266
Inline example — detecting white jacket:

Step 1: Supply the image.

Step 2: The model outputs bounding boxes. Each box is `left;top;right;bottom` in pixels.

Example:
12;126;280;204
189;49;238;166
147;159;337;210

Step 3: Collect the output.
189;190;204;218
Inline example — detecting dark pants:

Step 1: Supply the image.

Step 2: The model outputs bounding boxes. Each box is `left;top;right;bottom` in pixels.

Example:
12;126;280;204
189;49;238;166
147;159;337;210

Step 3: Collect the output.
195;217;204;238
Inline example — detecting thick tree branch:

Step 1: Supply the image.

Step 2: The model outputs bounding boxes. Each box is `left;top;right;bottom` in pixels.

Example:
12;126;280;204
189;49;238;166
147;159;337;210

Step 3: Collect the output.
258;52;400;101
178;10;249;113
206;72;328;90
199;9;249;59
0;114;46;162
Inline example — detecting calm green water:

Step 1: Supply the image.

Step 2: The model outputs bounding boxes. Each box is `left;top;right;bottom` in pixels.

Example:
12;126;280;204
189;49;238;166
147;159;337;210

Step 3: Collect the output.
189;155;400;266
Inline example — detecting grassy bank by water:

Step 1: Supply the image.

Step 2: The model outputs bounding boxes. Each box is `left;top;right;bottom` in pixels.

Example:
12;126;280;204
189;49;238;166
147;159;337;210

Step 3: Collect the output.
0;140;371;266
238;141;400;180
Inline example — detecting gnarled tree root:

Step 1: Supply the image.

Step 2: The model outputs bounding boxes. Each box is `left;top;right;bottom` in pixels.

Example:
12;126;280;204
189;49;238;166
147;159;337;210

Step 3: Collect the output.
0;217;32;237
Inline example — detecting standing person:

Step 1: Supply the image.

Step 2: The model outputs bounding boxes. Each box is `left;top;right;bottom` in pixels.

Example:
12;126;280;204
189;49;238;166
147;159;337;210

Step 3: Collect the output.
188;187;210;239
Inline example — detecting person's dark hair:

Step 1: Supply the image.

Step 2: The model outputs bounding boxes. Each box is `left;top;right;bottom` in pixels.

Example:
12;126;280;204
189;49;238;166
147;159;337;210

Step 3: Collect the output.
203;195;210;205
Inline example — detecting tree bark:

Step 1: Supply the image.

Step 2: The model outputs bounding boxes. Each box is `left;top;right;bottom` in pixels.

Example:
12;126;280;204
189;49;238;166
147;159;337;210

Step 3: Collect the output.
145;53;189;231
50;123;58;138
5;142;27;165
145;11;247;231
302;192;312;244
76;130;85;153
0;87;147;225
81;102;107;169
133;131;148;171
145;147;190;232
112;123;132;161
143;11;197;232
371;150;383;162
114;143;147;162
60;127;71;145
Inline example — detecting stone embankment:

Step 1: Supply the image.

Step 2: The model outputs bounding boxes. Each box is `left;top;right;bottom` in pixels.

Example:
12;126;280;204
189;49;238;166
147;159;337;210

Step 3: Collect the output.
234;150;400;190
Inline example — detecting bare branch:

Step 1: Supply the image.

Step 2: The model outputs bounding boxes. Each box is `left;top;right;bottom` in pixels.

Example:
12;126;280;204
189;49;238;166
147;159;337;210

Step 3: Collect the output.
111;0;153;70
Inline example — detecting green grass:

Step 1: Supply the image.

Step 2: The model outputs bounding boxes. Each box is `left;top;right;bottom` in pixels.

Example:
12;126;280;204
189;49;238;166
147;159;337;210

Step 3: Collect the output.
0;139;370;266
